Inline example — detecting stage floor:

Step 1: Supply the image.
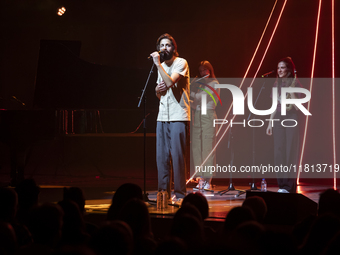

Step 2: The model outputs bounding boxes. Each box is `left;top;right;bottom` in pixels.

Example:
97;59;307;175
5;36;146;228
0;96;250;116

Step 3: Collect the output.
0;133;336;221
35;182;330;220
0;171;334;221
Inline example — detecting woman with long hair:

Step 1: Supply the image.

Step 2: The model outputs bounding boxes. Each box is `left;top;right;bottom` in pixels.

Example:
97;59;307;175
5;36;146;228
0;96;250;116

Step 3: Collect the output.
191;61;220;190
266;57;300;193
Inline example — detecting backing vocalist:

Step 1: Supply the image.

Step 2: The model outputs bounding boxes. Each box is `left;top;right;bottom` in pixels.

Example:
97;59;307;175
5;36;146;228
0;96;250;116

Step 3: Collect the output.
266;57;301;193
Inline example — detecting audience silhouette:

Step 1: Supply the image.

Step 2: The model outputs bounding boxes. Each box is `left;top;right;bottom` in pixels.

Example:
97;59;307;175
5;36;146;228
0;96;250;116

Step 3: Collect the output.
2;180;340;255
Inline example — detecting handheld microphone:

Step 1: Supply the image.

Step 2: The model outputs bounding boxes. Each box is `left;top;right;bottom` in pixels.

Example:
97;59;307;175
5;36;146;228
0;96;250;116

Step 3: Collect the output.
147;51;165;60
261;70;275;77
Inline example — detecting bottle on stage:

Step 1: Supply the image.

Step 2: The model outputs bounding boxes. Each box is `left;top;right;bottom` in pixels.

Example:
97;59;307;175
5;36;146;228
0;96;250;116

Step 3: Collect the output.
261;179;267;192
162;191;168;209
157;191;163;209
199;178;204;191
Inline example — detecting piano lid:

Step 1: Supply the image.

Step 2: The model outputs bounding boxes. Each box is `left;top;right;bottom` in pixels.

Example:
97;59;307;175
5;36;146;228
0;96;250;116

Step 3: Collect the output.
34;40;155;110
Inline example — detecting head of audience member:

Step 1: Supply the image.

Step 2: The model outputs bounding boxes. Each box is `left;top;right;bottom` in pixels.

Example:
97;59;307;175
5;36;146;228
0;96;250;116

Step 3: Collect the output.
117;198;152;241
173;203;203;223
0;222;17;255
1;187;33;248
292;214;316;247
91;221;133;255
323;230;340;255
229;221;265;255
171;213;204;250
242;196;267;223
26;203;64;247
107;183;143;221
154;237;187;255
299;214;340;255
0;187;18;222
58;199;88;245
182;192;209;220
235;221;265;239
15;179;40;209
198;60;216;79
62;187;86;214
318;189;340;218
15;179;40;225
224;206;255;233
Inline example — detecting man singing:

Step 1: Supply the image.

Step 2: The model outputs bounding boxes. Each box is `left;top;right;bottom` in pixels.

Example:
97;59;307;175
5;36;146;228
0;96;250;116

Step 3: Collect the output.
149;33;190;202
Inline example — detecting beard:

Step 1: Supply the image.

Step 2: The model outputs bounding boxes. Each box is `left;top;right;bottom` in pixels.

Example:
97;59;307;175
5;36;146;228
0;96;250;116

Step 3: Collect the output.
161;50;174;61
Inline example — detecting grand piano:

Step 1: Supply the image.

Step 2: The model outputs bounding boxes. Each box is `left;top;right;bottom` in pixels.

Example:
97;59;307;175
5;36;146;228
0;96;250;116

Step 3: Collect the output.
1;40;158;186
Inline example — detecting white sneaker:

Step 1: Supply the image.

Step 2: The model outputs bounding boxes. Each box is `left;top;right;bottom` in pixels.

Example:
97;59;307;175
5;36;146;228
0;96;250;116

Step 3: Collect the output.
169;196;183;206
204;183;212;190
277;189;289;193
193;180;207;191
175;198;183;206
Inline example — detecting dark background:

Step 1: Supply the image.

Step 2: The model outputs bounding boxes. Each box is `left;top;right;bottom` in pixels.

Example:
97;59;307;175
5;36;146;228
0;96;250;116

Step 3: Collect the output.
0;0;339;183
1;0;338;108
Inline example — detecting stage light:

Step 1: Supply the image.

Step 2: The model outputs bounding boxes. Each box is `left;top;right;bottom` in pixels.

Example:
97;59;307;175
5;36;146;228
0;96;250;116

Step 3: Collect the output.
297;185;302;194
332;0;336;189
216;0;286;137
216;0;279;137
248;0;287;87
57;6;66;16
187;0;287;184
297;0;322;185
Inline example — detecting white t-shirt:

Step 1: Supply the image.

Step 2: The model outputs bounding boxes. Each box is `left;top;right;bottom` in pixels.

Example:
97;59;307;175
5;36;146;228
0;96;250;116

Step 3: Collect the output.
157;57;190;121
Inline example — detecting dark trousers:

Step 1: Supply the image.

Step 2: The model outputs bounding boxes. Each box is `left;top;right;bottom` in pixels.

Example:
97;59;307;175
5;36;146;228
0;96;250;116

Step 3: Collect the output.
273;110;299;193
156;121;188;198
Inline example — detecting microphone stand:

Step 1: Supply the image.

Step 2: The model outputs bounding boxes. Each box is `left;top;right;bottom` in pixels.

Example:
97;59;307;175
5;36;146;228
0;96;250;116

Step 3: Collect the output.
138;62;179;208
236;78;266;197
138;62;155;203
218;125;245;196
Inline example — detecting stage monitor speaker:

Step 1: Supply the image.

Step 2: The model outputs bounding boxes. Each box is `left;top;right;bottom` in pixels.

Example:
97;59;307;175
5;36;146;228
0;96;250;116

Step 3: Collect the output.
246;191;317;225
